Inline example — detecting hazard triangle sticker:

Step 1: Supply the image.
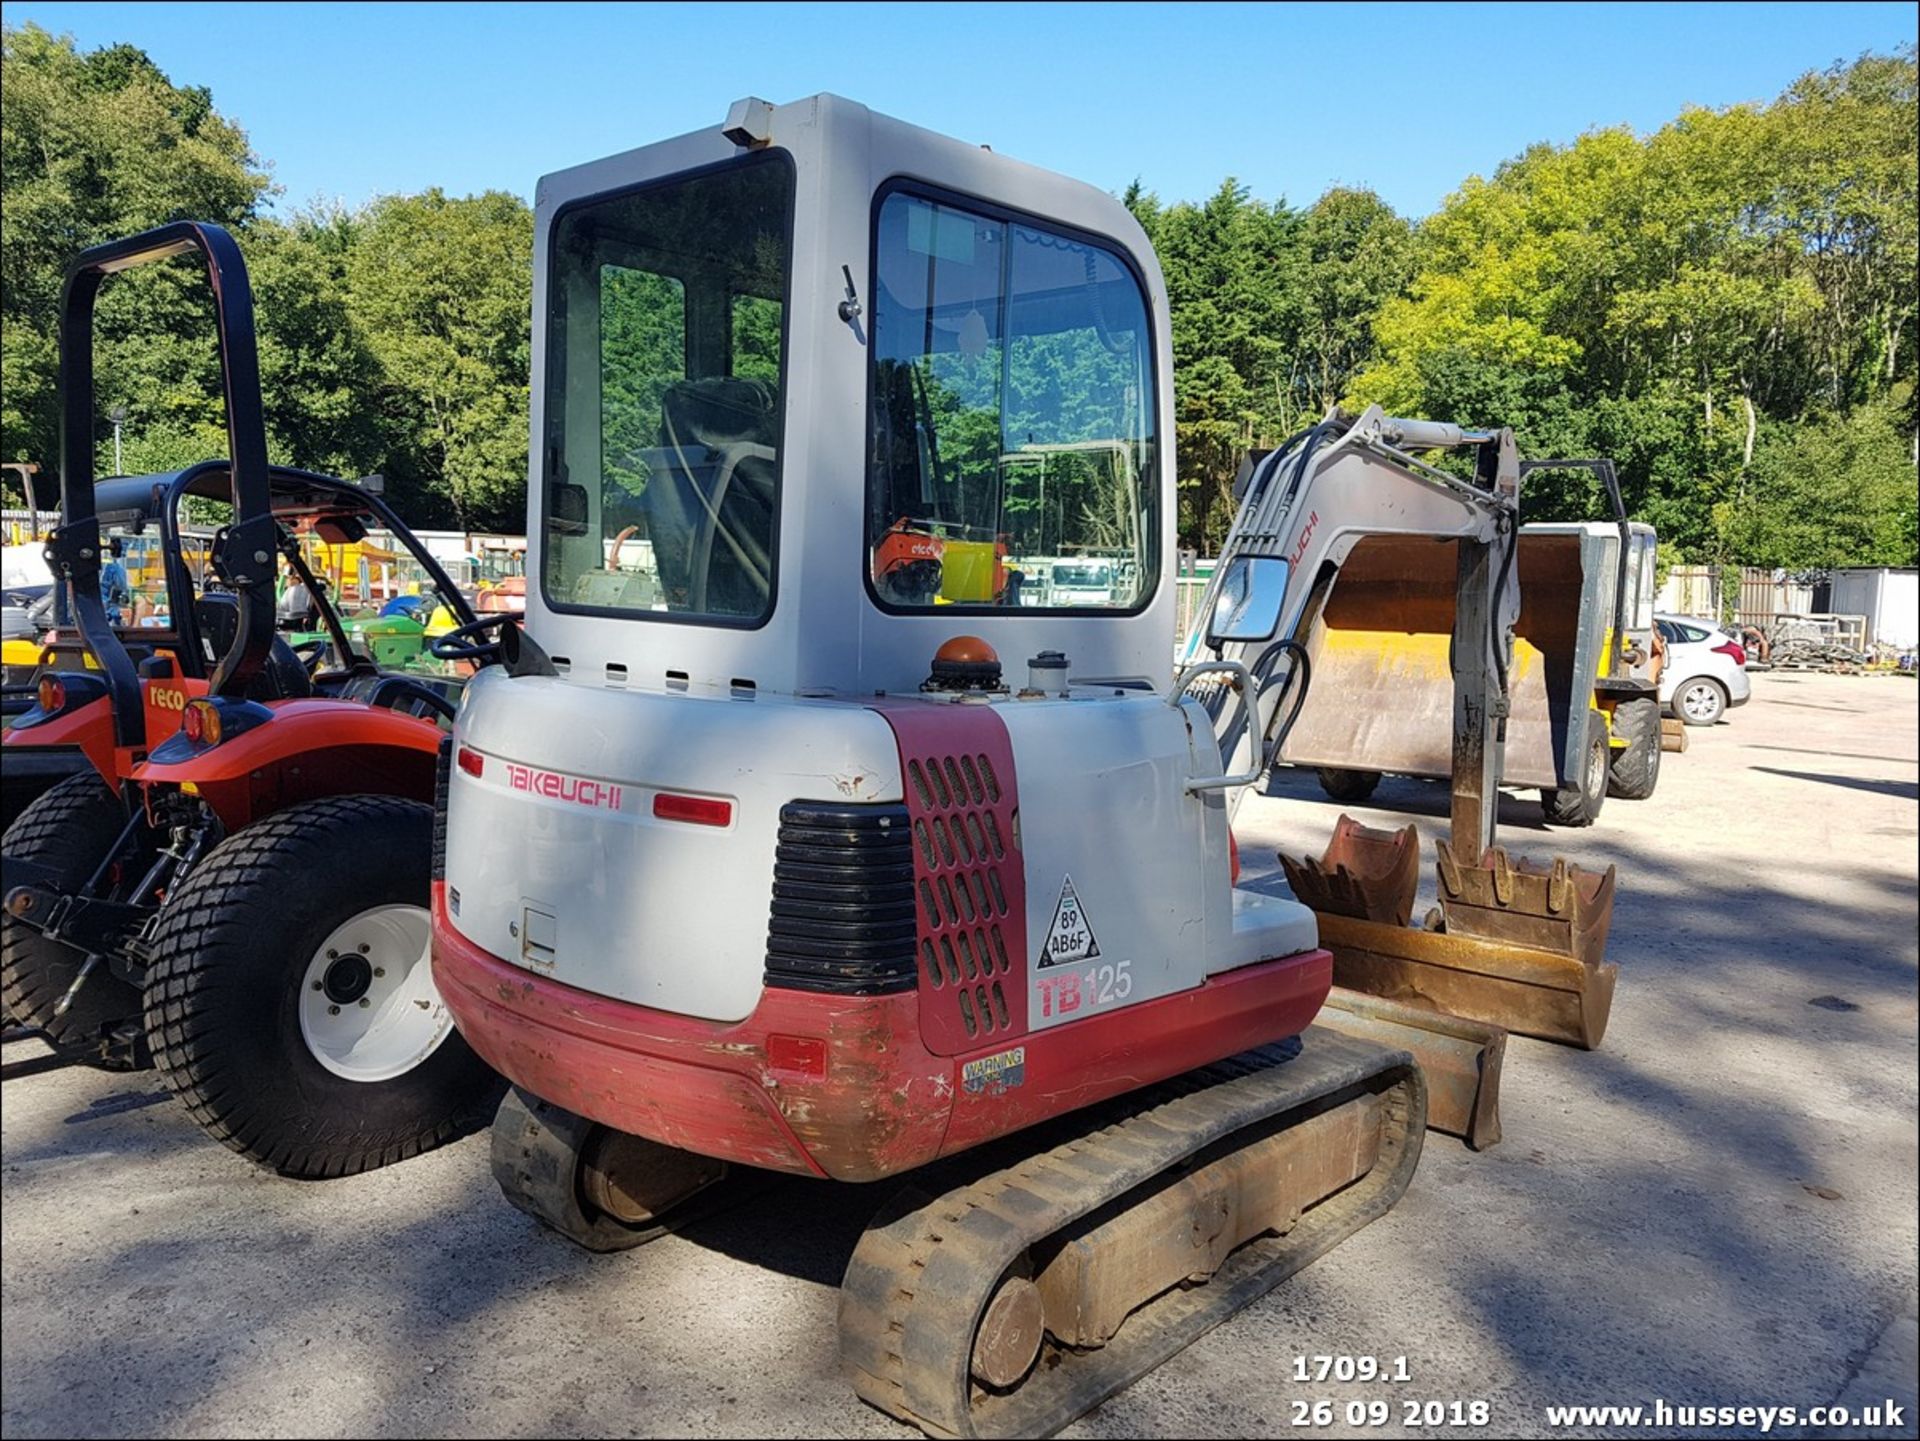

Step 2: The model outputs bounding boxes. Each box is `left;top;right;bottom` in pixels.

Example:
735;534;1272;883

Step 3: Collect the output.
1037;875;1100;969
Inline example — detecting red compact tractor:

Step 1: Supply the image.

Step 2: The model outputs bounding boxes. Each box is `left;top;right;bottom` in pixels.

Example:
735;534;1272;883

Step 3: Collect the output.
2;222;500;1176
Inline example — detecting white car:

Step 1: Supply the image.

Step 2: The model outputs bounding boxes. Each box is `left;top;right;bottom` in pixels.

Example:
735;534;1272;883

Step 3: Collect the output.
1656;613;1752;725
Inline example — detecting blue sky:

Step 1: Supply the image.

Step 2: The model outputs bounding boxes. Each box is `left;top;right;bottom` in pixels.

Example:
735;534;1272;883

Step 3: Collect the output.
5;2;1914;217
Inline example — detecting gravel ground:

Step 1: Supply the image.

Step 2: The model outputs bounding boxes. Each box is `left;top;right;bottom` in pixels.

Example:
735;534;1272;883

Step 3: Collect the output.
3;670;1915;1439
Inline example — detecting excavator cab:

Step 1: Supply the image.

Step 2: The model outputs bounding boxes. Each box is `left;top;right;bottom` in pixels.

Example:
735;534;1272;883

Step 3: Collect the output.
428;95;1546;1436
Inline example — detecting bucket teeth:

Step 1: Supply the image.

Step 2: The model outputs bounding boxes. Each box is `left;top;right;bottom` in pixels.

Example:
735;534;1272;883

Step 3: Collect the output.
1433;842;1617;971
1277;814;1420;927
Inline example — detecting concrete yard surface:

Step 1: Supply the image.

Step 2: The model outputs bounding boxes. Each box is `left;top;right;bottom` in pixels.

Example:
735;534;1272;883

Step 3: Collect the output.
3;670;1916;1439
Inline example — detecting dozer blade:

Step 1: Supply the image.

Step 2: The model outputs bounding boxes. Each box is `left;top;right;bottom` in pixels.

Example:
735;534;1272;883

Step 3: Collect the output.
1277;814;1421;927
840;1029;1426;1439
1315;986;1505;1149
1435;842;1616;972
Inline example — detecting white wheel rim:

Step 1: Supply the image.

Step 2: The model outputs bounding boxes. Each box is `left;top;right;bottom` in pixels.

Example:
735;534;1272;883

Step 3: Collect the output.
1682;683;1717;720
297;904;452;1083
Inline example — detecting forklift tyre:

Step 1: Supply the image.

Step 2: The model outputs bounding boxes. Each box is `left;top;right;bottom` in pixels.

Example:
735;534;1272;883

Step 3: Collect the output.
1605;696;1662;800
0;772;151;1070
1315;768;1382;805
142;794;503;1178
1540;711;1610;828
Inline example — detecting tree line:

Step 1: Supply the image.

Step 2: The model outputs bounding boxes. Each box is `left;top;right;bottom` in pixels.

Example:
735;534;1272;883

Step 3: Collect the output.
3;23;1914;567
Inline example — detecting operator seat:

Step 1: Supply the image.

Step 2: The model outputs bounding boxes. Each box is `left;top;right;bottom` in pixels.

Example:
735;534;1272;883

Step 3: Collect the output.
647;377;777;615
193;592;314;701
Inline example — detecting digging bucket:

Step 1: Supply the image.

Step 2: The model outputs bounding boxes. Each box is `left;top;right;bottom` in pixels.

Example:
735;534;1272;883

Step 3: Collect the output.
1278;815;1421;928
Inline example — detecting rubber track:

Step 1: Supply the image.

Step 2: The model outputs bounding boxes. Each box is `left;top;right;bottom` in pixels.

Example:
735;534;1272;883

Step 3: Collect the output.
143;794;490;1177
491;1088;771;1252
493;1088;676;1252
839;1027;1427;1439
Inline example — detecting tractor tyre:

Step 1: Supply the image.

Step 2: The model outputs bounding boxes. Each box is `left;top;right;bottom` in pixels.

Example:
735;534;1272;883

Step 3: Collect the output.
1606;697;1662;800
1316;768;1382;805
1540;712;1610;828
0;772;150;1069
142;794;503;1178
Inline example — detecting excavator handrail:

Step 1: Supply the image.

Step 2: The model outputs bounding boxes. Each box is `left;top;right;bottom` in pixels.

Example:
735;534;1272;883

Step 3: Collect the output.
1170;658;1267;791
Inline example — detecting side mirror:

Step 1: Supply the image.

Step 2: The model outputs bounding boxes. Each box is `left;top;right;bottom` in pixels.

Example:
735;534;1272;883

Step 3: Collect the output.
1206;556;1289;647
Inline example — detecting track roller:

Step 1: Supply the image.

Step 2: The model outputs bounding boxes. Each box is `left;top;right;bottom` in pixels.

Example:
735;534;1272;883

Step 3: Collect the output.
840;1029;1427;1438
490;1088;728;1253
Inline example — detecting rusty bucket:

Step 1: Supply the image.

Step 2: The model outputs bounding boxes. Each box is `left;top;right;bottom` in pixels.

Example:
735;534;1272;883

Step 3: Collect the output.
1433;843;1616;972
1315;842;1619;1050
1278;815;1421;928
1320;910;1618;1051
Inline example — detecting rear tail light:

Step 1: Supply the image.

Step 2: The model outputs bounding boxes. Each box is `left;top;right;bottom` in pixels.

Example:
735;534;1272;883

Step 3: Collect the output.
457;746;485;777
182;699;223;746
36;675;65;713
652;792;732;827
1712;640;1747;666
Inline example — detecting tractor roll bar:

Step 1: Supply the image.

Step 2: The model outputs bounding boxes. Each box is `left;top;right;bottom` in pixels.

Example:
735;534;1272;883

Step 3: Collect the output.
56;222;277;741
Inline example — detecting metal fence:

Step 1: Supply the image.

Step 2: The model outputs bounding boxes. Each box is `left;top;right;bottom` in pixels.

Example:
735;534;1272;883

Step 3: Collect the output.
1656;565;1817;628
1173;552;1216;649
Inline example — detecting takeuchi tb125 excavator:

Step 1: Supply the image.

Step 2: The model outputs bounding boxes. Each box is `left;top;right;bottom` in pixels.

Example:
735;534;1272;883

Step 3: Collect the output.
429;94;1537;1436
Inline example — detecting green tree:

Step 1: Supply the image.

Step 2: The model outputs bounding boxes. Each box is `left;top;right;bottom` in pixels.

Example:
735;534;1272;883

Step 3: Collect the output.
250;211;390;480
1281;188;1416;419
1129;179;1300;551
1;23;269;474
1351;47;1917;567
344;189;533;529
1720;394;1918;568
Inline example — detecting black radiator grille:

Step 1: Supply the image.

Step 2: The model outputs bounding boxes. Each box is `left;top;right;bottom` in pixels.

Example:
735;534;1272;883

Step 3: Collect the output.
765;800;917;995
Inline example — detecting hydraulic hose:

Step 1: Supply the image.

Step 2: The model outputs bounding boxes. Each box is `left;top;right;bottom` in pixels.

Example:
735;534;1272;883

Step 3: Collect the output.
1248;638;1313;763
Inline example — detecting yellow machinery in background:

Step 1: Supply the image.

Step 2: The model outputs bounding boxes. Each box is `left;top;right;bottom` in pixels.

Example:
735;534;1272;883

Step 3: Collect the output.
1284;460;1663;825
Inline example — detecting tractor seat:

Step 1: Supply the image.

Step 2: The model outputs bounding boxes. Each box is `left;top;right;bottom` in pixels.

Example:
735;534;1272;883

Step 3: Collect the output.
193;593;313;702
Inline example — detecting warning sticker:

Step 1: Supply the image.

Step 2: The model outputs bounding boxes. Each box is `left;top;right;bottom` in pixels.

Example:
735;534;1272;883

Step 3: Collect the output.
961;1046;1026;1095
1036;875;1100;969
